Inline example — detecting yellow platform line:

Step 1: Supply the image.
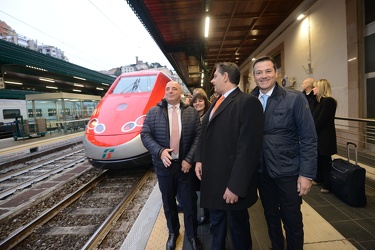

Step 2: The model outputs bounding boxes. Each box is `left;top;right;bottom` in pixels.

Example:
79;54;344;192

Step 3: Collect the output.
145;206;185;250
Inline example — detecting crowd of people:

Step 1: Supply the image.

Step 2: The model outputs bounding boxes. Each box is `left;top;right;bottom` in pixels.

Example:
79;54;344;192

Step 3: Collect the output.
140;55;337;250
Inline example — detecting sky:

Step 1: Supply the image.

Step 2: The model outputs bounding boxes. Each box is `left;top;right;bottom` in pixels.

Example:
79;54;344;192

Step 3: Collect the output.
0;0;173;71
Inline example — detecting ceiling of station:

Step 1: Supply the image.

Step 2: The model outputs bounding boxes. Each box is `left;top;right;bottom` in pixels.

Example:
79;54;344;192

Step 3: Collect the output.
127;0;305;91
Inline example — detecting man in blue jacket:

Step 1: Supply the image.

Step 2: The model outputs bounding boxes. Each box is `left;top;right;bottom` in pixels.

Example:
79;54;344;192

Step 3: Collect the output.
141;81;202;250
250;56;317;250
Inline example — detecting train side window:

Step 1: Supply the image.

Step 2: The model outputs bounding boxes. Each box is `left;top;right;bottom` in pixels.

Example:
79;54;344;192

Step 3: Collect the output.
48;109;57;116
3;109;21;119
28;109;43;118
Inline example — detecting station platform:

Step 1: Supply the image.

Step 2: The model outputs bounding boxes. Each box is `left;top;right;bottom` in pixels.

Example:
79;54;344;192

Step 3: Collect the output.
123;158;375;250
0;131;84;165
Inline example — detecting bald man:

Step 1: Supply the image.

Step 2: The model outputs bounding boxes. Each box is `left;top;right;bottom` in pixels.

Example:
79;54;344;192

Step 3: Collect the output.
141;81;202;250
302;77;317;113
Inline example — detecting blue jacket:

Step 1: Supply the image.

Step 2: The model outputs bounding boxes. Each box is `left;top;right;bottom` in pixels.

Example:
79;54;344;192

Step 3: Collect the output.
251;83;317;179
141;99;201;176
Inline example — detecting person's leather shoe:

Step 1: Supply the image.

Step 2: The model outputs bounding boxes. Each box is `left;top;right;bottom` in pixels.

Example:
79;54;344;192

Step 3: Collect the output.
189;237;203;250
197;216;210;225
166;233;179;250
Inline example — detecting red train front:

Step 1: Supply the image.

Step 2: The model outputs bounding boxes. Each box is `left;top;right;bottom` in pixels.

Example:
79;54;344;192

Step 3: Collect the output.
83;71;171;169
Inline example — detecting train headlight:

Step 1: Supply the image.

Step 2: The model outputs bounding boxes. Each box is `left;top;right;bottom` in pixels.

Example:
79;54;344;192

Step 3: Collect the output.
88;119;98;130
121;115;146;133
135;115;146;126
94;124;106;134
122;122;135;132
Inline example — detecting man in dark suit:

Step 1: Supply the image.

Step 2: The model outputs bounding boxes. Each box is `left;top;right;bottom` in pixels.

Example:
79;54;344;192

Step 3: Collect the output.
195;62;264;249
250;56;317;250
141;81;202;250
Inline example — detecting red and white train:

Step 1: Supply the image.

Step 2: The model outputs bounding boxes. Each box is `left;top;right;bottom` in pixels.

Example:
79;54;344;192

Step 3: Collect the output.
83;70;172;169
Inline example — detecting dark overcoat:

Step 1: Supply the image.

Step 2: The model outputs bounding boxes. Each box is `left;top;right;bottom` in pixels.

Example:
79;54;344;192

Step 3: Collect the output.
195;87;264;210
313;96;337;156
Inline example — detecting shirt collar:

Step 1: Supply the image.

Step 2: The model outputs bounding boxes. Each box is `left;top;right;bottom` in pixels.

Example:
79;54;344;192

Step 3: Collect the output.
222;86;237;99
259;86;275;98
168;103;180;109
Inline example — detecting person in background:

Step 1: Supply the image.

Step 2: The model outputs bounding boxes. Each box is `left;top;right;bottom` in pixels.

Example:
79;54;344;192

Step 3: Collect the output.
209;91;219;103
250;56;317;250
312;79;337;193
190;92;210;120
193;87;209;99
301;77;317;113
141;81;202;250
184;94;193;105
195;62;264;249
190;92;211;226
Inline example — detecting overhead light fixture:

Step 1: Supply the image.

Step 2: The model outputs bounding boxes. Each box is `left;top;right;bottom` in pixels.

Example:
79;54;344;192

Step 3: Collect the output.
96;87;104;90
205;16;210;38
297;14;305;20
74;83;84;87
39;77;55;82
46;86;58;89
5;81;23;85
73;89;82;92
26;65;47;71
102;82;109;86
73;76;86;81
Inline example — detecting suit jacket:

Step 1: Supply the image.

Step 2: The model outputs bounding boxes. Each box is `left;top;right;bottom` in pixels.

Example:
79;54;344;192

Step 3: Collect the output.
313;97;337;156
195;87;264;210
141;99;201;176
251;83;317;179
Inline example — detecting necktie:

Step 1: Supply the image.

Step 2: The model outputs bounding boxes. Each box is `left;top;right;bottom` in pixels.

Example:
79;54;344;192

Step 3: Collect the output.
261;95;269;111
170;106;180;154
211;95;225;116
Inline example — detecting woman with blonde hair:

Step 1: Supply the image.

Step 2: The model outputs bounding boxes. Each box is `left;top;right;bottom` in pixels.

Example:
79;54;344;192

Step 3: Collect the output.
312;79;337;193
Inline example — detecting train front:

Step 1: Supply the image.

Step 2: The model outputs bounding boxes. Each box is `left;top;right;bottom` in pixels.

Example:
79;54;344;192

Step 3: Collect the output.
83;72;166;169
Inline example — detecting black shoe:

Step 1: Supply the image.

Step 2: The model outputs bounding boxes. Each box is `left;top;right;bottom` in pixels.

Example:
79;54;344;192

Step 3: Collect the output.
189;237;203;250
197;216;210;225
166;232;179;250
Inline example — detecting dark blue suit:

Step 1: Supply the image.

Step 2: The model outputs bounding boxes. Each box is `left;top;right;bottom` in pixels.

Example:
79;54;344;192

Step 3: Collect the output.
251;83;317;250
141;99;201;239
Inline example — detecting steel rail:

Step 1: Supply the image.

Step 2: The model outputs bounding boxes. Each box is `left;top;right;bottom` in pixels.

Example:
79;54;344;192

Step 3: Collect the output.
81;169;153;250
0;156;86;200
0;171;107;249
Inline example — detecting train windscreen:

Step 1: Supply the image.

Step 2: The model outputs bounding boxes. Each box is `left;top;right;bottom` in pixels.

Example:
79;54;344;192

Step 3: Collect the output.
112;76;157;94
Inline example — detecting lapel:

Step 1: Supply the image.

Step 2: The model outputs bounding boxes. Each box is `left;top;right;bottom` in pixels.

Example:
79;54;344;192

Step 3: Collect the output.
209;88;239;122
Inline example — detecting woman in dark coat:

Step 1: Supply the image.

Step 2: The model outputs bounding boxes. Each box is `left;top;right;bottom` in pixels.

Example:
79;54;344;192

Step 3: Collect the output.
312;79;337;193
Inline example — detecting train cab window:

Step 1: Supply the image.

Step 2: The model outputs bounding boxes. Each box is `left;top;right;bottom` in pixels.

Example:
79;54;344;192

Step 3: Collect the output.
112;76;156;94
3;109;21;119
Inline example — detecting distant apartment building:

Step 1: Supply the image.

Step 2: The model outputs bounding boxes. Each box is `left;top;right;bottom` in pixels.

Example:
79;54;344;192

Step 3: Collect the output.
0;19;68;62
38;45;68;61
0;20;16;43
121;65;137;73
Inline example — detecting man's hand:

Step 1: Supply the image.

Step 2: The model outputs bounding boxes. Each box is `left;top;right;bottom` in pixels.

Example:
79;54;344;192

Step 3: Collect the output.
160;148;173;167
195;162;202;180
223;188;239;204
297;176;312;196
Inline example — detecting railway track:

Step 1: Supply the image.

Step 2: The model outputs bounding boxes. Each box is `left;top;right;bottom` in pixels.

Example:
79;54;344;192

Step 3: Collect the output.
0;147;86;200
0;166;155;249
